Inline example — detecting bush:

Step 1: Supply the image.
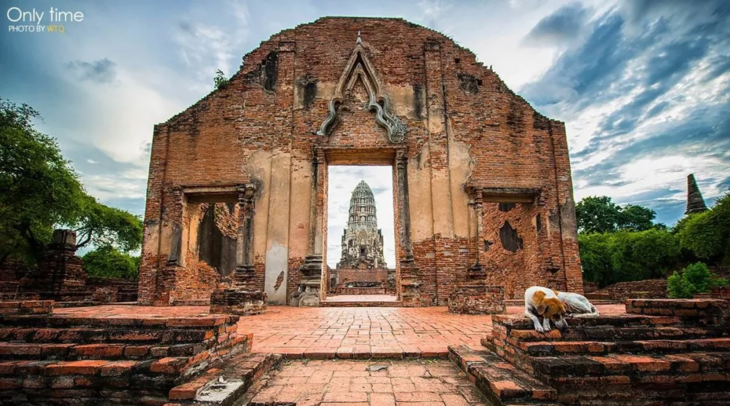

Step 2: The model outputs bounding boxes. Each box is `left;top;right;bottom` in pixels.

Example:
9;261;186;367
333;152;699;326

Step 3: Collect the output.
679;193;730;264
578;233;613;287
213;69;230;90
667;262;729;298
579;229;681;288
82;245;139;280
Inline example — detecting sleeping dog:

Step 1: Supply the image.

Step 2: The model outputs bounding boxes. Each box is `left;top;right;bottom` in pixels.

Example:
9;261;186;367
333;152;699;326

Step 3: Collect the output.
524;286;600;332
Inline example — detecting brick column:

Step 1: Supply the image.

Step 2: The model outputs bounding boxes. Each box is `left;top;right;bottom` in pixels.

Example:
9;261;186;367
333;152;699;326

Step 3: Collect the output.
233;184;257;290
549;122;583;293
210;183;267;315
291;148;325;307
396;150;421;307
447;187;505;315
468;187;486;280
425;40;456;305
154;187;184;306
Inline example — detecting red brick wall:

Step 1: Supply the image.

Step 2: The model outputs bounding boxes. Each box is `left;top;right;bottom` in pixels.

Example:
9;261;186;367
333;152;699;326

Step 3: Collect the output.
139;17;582;305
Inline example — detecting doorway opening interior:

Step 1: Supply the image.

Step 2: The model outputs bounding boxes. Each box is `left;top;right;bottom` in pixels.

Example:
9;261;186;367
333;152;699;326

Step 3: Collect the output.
325;165;397;303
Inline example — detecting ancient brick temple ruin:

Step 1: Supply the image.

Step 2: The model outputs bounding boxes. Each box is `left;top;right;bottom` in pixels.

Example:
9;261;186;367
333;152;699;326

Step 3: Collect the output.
330;180;394;295
337;181;387;270
139;17;582;308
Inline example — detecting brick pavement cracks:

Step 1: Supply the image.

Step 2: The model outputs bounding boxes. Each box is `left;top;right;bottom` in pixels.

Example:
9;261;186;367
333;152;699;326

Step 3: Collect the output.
242;359;488;406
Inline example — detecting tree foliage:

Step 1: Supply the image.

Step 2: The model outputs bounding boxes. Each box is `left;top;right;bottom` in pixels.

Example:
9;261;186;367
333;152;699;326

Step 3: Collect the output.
667;262;728;298
0;98;85;264
82;245;139;280
73;195;143;252
576;196;621;234
618;204;658;231
678;193;730;264
576;196;659;234
0;98;143;267
579;229;681;287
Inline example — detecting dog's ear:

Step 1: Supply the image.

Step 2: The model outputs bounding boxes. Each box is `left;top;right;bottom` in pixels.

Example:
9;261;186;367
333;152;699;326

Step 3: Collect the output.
533;291;547;315
552;289;559;296
536;304;547;315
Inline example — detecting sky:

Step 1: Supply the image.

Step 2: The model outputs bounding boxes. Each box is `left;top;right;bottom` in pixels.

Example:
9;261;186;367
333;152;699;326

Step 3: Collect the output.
1;0;728;254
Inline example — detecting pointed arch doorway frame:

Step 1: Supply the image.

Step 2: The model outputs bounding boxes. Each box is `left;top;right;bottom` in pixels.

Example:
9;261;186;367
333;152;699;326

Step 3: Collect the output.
315;146;413;306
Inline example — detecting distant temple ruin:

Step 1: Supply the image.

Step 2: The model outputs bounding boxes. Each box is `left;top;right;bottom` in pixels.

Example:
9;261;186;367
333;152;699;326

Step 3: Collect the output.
337;181;387;270
331;181;392;295
686;173;708;214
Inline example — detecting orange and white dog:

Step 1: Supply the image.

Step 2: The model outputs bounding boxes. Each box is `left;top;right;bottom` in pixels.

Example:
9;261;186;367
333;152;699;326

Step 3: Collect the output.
524;286;567;333
525;286;600;332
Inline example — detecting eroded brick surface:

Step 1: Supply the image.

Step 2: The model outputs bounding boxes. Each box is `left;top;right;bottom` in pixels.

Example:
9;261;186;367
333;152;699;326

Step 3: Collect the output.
243;359;488;406
138;17;583;306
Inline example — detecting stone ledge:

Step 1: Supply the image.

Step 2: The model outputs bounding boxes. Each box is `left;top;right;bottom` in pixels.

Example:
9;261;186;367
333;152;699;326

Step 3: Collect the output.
626;298;729;325
449;345;558;406
447;284;505;315
210;289;267;316
0;301;54;316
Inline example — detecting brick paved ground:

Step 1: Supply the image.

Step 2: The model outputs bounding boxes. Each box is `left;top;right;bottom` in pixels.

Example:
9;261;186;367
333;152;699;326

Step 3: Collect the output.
325;295;399;302
56;305;625;357
243;359;488;406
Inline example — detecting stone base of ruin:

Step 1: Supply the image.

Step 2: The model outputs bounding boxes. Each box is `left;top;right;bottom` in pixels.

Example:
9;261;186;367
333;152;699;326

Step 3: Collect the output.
210;288;267;315
290;254;323;307
399;257;422;308
451;298;730;405
0;300;54;316
447;284;505;315
0;300;254;405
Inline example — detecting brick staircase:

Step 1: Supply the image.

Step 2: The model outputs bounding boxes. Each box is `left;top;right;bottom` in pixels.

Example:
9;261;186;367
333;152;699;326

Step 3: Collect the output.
0;301;253;405
451;299;730;405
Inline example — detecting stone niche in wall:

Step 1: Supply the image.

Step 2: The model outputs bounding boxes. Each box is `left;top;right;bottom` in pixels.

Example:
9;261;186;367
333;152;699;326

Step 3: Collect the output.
196;203;238;277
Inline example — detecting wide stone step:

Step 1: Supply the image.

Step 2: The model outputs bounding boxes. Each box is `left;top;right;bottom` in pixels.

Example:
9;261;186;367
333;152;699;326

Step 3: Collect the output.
524;352;730;404
527;351;730;381
0;358;184;405
0;341;220;361
517;338;730;356
167;352;282;404
0;326;219;344
496;324;722;343
449;345;558;405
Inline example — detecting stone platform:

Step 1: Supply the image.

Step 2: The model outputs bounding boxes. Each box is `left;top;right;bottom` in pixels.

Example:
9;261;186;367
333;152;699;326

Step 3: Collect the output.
0;301;253;405
242;358;489;405
448;284;506;315
451;298;730;405
210;289;267;316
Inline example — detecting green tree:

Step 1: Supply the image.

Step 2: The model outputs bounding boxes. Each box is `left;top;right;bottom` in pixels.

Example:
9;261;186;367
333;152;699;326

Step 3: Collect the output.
577;196;660;234
73;195;143;252
82;245;139;280
576;196;621;234
0;98;144;266
579;229;681;288
679;193;730;264
578;232;613;286
618;204;656;231
0;98;85;264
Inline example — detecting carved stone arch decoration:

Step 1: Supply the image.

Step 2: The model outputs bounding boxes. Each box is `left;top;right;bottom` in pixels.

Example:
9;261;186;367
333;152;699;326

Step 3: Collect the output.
316;40;407;143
